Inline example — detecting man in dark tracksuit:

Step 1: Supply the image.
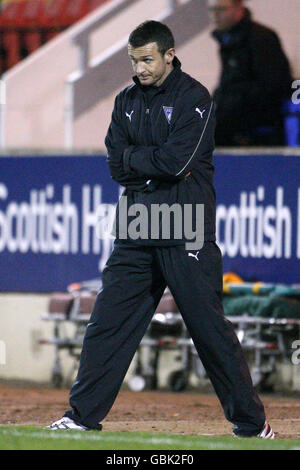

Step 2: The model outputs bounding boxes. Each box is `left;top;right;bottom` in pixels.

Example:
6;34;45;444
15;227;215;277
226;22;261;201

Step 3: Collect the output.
48;21;274;438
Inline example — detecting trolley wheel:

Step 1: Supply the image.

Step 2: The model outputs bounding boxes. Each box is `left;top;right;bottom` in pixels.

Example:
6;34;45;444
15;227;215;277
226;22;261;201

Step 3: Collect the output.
128;374;158;392
168;370;189;392
128;375;147;392
52;372;63;389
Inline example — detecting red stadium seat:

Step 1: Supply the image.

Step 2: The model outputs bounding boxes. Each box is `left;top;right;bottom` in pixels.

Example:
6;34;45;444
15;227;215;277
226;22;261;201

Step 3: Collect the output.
23;31;42;54
19;0;44;54
3;30;20;68
0;0;105;71
60;0;90;26
0;3;23;71
87;0;110;12
40;0;68;28
0;31;8;74
21;0;44;27
0;1;24;27
43;29;60;41
39;0;68;42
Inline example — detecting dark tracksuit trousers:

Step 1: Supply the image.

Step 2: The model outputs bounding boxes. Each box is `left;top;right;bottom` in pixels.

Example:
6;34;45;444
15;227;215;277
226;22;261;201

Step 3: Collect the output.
65;240;266;436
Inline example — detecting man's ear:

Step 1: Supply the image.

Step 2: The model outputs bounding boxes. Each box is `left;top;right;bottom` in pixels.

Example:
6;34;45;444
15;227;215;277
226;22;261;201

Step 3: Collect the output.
165;48;175;64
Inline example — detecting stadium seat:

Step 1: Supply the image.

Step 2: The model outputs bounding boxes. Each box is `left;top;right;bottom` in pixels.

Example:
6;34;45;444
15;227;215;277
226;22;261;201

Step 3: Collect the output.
43;29;60;41
24;31;42;54
60;0;90;26
3;30;20;69
21;2;43;24
87;0;110;12
0;1;24;28
0;2;23;71
40;0;68;28
20;1;45;54
0;0;108;72
0;31;8;75
39;0;67;41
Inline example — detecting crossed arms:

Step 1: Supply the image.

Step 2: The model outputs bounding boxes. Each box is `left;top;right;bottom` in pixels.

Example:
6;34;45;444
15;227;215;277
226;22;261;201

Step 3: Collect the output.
105;87;215;191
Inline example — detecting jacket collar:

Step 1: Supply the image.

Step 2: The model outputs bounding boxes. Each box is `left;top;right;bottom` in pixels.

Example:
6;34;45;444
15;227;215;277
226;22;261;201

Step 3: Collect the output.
132;56;182;93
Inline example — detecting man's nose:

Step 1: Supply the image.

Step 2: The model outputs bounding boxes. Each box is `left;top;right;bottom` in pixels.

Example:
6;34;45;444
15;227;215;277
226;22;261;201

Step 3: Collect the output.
136;62;146;75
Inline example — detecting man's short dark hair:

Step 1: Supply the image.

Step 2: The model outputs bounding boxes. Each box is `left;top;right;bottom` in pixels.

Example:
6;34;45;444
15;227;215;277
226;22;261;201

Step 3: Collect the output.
128;21;175;56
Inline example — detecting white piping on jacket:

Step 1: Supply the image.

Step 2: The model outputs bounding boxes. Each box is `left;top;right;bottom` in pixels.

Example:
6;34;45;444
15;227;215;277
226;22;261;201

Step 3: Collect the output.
175;100;214;177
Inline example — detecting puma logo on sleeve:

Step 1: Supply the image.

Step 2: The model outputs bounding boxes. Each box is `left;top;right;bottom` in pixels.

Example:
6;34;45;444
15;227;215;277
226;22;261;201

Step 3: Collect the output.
195;107;206;118
125;110;134;122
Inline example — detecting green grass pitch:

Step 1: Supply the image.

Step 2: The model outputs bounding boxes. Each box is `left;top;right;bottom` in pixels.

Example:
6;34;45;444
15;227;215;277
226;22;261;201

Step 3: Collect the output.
0;426;300;450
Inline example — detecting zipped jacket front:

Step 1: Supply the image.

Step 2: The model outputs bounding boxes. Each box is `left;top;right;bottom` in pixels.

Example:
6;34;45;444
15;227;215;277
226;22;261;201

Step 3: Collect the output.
105;57;216;246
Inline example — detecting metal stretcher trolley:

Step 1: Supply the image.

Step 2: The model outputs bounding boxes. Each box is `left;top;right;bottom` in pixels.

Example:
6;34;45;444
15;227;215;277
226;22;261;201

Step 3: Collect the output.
39;280;300;391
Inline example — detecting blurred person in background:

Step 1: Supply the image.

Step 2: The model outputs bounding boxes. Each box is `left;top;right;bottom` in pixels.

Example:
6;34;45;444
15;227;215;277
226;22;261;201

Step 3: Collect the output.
208;0;293;146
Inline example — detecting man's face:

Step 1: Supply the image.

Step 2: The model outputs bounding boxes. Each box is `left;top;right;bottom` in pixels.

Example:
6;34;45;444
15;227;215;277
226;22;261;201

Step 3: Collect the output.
208;0;242;30
128;42;174;87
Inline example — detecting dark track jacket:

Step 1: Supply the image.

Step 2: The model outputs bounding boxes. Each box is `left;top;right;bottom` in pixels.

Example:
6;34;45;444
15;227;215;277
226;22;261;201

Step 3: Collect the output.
105;57;216;246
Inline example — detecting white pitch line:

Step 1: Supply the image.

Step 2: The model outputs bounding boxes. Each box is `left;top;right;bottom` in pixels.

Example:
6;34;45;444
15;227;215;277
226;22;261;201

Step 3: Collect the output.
1;429;297;449
0;429;203;448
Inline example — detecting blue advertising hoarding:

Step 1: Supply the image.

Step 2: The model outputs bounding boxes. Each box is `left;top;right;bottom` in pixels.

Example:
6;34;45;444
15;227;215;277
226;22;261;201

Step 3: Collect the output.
0;153;299;291
0;156;119;291
214;154;300;284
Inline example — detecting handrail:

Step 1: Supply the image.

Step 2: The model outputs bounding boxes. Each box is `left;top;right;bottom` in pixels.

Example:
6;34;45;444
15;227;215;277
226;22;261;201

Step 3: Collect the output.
72;0;178;43
65;0;179;148
70;0;178;74
71;0;137;45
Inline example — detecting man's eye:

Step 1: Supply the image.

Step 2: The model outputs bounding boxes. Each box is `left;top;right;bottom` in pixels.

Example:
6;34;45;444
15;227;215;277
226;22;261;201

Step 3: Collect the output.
145;59;151;64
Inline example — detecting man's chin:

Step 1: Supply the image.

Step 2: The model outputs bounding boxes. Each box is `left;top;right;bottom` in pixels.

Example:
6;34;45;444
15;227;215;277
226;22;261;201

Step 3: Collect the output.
138;77;154;86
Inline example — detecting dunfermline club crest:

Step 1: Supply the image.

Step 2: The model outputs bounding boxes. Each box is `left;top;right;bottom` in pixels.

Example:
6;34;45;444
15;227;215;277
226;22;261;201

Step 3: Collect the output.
163;106;173;123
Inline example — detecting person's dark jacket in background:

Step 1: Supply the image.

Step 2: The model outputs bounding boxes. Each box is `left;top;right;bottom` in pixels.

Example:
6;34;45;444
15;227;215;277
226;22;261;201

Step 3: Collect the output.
212;8;293;146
